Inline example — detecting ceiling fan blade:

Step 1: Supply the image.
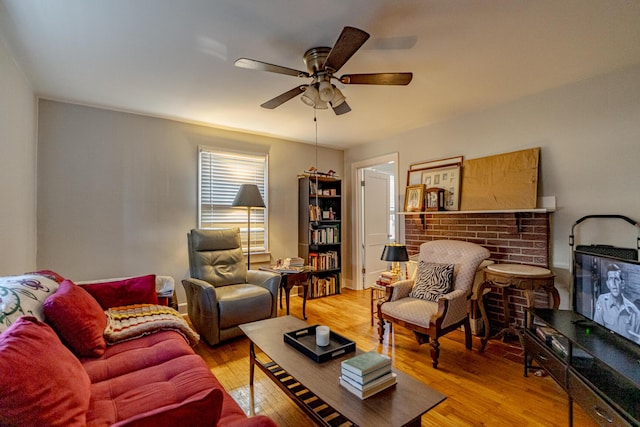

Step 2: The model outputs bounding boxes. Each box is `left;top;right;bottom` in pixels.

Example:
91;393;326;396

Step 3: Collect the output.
323;26;370;73
235;58;309;78
331;101;351;115
339;72;413;85
260;86;306;109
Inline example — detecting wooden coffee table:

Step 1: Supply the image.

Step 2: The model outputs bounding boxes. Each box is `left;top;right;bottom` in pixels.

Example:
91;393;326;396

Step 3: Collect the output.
240;316;445;427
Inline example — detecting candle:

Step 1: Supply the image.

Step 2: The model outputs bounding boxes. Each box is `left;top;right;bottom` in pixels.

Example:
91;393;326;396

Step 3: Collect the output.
316;325;330;346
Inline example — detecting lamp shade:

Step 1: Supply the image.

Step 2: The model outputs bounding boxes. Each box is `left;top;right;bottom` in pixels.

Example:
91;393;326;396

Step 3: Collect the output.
380;243;409;262
232;184;265;208
318;80;334;102
329;86;346;107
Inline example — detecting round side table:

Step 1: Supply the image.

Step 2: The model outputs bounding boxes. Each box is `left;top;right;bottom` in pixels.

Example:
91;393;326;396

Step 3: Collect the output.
478;263;559;351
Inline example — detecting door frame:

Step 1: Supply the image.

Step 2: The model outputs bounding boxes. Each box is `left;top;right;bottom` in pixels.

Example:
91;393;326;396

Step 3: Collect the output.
350;152;399;291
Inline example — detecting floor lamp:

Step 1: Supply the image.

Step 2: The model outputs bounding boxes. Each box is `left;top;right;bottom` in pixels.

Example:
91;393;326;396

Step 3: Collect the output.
232;184;265;270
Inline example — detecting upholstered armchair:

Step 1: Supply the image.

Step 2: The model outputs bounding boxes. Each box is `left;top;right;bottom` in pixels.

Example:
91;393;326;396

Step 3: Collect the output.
377;240;490;368
182;228;280;346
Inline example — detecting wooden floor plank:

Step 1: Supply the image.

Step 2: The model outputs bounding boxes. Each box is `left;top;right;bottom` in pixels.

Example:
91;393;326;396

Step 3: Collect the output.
193;288;596;426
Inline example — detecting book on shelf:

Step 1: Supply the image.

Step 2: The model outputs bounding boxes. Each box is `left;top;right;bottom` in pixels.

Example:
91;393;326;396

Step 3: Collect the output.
307;251;338;271
339;373;397;400
309;274;339;298
341;351;391;377
340;364;393;386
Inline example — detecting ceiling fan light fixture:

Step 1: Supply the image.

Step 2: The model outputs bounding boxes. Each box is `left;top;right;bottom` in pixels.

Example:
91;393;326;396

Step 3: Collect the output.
318;80;334;102
314;99;329;109
301;84;319;107
329;86;346;107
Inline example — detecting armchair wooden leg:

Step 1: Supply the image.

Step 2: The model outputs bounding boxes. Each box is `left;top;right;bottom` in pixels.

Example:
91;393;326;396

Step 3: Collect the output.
413;331;430;345
463;317;473;350
430;338;440;369
377;317;385;343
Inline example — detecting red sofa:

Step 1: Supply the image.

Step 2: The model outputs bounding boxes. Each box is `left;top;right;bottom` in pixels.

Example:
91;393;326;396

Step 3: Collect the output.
0;271;276;427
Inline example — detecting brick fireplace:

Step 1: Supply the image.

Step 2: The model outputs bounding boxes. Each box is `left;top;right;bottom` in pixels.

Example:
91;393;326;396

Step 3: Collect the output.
404;211;554;334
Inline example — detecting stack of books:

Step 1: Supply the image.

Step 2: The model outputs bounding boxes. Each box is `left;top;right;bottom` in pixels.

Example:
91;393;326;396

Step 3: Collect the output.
259;257;306;274
376;271;399;286
284;257;304;268
339;351;397;399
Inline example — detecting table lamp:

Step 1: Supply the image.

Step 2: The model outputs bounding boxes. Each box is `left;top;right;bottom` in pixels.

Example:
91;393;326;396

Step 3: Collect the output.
381;243;409;277
232;184;265;269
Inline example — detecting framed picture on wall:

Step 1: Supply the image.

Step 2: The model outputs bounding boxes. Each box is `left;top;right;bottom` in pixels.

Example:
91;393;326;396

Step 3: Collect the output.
409;155;463;170
406;155;463;186
404;184;425;212
420;165;461;211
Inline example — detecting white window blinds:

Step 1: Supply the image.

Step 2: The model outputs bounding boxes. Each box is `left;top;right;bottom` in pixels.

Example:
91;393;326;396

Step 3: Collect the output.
198;147;268;253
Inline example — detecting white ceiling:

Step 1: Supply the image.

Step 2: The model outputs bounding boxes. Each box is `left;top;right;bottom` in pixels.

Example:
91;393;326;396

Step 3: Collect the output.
2;0;640;149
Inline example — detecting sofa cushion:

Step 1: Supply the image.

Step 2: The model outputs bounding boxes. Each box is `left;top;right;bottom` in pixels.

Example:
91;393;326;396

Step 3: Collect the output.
81;274;158;309
0;316;91;426
43;279;108;357
80;331;197;382
84;331;223;427
0;273;60;332
409;261;454;302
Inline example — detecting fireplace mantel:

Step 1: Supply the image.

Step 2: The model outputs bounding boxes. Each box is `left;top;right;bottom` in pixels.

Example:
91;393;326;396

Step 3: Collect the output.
398;208;553;215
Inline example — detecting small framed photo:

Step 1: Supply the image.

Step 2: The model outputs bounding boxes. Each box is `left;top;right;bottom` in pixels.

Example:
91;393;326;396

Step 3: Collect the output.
425;187;445;211
404;184;425;212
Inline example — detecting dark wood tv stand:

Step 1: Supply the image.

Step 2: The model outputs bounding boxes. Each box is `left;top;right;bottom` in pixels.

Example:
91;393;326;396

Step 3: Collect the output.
521;309;640;426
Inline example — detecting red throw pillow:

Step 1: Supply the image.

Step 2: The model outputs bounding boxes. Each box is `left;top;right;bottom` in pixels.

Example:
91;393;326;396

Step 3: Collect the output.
44;279;108;357
0;316;91;426
81;274;158;309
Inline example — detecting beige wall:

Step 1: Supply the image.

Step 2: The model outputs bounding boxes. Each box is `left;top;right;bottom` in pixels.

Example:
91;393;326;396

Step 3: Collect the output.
0;33;37;274
345;64;640;295
36;100;343;308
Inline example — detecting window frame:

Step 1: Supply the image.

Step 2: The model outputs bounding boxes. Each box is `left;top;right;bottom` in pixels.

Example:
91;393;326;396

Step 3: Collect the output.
198;146;269;256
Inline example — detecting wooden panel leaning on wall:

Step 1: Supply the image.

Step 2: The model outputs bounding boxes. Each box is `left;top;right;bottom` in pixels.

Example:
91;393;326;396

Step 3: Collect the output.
192;289;596;427
461;147;540;211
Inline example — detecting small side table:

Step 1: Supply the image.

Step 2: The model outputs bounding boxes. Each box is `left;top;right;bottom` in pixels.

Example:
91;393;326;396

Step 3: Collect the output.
478;263;559;351
370;283;389;326
278;271;310;320
158;291;178;311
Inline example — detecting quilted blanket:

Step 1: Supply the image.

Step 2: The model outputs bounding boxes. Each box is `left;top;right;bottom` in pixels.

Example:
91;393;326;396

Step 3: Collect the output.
104;304;199;346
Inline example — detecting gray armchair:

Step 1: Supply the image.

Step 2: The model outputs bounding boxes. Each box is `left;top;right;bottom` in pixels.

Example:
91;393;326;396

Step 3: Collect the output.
183;228;280;346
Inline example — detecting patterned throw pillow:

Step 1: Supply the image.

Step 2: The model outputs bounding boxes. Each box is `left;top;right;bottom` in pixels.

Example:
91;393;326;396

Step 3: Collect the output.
0;274;61;333
409;261;455;302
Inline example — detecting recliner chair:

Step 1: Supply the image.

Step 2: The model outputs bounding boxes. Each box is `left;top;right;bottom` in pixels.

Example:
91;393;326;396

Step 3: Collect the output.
183;228;280;346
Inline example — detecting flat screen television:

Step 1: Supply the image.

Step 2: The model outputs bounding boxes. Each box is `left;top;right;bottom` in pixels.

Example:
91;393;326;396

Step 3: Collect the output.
573;249;640;345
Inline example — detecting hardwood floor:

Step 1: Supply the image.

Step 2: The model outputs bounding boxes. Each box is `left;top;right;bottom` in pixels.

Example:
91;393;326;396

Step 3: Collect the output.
193;289;596;426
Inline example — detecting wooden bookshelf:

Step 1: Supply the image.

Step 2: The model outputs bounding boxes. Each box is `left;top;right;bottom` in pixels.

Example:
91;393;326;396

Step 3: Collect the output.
298;176;342;299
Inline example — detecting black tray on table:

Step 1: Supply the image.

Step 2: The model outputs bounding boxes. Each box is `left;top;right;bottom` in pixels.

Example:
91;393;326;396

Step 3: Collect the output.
283;325;355;363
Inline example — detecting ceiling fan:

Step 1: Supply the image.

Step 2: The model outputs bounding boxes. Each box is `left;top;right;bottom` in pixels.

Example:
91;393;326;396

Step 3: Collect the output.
234;26;413;115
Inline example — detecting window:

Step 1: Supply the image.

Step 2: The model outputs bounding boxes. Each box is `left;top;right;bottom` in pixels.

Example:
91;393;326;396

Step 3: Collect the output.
198;147;268;254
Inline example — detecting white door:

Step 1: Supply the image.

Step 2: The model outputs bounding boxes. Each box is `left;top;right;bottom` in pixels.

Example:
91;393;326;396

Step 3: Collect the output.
363;169;391;289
